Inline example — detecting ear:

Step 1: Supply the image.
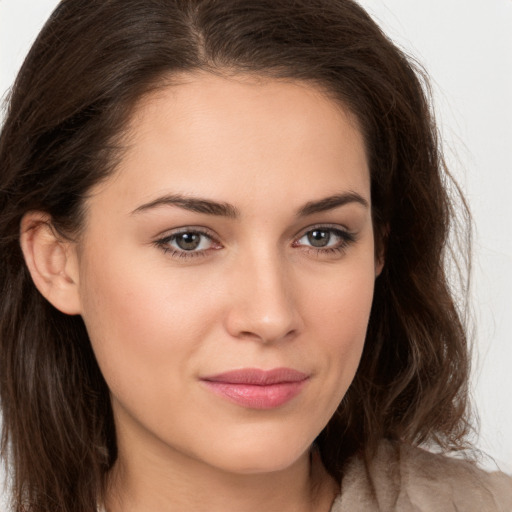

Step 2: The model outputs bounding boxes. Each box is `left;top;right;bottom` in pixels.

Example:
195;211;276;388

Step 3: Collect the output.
374;223;388;278
20;212;82;315
375;253;385;277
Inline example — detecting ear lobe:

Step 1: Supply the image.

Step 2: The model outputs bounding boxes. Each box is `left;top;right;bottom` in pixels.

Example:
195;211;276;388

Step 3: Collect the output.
20;212;82;315
374;223;388;278
375;255;385;277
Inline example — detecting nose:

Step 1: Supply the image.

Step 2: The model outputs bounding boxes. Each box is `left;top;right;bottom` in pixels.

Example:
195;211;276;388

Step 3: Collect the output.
223;250;303;344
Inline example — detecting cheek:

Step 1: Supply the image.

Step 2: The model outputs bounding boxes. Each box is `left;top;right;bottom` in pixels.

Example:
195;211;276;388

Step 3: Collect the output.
76;244;218;398
300;258;375;386
303;260;375;339
74;232;377;472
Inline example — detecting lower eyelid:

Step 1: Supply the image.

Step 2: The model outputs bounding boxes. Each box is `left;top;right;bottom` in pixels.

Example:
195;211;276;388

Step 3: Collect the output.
153;229;221;256
163;247;210;259
154;226;356;260
293;227;356;247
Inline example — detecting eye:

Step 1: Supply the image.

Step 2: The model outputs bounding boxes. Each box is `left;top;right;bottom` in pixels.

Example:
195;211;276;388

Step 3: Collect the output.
304;229;335;248
172;232;210;251
154;228;221;258
293;226;356;253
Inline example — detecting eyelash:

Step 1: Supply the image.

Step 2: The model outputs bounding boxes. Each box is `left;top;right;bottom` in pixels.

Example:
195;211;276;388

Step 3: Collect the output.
154;228;219;259
154;225;357;260
293;225;357;257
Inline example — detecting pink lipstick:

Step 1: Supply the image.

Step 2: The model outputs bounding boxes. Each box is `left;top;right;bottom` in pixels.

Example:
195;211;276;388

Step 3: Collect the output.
201;368;309;409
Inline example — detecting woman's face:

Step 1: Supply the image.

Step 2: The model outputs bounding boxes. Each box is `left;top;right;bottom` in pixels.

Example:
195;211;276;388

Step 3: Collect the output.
73;72;379;474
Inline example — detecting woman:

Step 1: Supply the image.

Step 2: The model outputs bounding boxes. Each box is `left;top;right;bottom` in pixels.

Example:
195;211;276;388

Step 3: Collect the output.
0;1;510;511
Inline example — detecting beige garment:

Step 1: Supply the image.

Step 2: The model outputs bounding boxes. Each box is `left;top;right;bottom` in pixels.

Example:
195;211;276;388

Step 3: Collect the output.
330;440;512;512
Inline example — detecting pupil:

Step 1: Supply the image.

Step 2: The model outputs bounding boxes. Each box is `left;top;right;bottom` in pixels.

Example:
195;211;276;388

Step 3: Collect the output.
176;233;201;251
308;230;330;247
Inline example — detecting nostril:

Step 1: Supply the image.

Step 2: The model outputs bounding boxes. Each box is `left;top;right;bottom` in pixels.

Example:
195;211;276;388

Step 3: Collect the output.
222;261;303;343
233;325;298;344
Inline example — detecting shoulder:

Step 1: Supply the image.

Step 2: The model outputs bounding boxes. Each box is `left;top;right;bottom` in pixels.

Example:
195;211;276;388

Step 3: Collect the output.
331;440;512;512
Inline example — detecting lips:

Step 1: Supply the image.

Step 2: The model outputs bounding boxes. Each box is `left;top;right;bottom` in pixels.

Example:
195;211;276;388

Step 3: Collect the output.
201;368;309;409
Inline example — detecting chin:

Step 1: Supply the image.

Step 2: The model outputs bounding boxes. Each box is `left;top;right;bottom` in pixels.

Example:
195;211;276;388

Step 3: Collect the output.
201;431;312;475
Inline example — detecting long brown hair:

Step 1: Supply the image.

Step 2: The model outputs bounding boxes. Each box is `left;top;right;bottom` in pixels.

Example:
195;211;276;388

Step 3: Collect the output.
0;1;472;510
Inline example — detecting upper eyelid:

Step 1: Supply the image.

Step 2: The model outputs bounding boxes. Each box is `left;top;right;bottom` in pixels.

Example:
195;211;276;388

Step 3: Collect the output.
153;229;219;257
294;223;352;239
154;223;354;246
155;226;218;241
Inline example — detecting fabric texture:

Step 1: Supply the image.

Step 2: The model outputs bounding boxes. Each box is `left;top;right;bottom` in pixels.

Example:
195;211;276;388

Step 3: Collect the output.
330;440;512;512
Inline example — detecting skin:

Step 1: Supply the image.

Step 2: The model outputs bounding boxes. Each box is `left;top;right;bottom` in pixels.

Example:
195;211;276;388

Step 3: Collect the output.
22;72;381;512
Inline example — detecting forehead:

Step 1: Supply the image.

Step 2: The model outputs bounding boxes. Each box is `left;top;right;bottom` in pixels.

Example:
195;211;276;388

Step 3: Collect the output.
91;72;370;213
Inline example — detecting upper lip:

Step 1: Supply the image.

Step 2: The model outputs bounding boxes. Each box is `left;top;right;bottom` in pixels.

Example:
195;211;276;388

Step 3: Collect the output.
201;367;309;385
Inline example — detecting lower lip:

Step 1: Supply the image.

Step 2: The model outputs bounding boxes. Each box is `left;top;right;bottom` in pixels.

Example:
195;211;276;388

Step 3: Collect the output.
202;380;308;409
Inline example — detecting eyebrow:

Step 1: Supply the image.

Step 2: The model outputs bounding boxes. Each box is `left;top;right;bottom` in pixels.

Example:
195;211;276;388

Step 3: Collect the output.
296;192;369;216
131;191;368;218
131;194;240;218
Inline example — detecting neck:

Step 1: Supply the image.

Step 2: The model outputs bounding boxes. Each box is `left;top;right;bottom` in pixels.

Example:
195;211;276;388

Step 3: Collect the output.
105;441;338;512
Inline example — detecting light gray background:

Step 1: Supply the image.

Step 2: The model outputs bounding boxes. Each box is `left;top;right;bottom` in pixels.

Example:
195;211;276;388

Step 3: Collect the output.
1;0;511;494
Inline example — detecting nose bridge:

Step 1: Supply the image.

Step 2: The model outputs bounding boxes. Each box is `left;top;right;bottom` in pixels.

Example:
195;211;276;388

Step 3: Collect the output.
224;244;301;343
